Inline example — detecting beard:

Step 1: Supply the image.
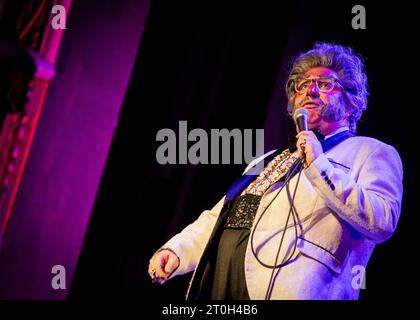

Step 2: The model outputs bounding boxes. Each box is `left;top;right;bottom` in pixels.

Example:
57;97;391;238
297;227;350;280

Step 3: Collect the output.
319;95;348;122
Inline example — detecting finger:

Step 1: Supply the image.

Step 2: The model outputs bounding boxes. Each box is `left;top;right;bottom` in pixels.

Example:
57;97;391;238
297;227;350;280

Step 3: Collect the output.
149;265;167;284
155;252;174;278
296;136;307;148
164;254;179;274
296;141;305;158
153;276;167;285
155;260;168;278
296;130;311;138
149;255;165;278
148;267;158;283
296;130;316;140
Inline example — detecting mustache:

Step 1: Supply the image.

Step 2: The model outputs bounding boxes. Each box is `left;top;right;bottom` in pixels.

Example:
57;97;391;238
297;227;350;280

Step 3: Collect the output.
299;99;323;108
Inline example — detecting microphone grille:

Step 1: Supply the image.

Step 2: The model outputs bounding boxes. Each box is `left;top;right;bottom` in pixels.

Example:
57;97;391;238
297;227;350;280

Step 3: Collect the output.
293;108;309;121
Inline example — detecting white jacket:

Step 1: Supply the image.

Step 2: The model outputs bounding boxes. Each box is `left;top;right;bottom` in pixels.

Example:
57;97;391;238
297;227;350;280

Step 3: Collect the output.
162;136;403;300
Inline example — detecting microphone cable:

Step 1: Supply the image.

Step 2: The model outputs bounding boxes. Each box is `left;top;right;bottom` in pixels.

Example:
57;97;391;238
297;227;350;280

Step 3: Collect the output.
248;156;305;299
265;158;305;299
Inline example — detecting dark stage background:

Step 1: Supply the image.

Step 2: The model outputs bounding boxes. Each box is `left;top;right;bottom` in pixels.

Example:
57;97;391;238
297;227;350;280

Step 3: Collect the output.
62;0;416;301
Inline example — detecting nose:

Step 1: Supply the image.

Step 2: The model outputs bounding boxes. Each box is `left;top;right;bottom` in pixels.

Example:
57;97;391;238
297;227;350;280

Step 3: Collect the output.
306;81;319;97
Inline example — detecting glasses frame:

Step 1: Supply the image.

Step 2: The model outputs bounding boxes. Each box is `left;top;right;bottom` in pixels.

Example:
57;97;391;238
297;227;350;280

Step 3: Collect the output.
294;76;342;94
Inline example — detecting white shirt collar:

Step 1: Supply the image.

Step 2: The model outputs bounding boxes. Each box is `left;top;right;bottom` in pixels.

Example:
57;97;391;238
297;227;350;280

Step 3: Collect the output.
324;126;350;140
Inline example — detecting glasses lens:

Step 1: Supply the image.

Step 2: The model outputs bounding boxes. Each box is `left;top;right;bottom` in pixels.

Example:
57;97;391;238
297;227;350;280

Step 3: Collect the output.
295;79;312;92
317;79;335;92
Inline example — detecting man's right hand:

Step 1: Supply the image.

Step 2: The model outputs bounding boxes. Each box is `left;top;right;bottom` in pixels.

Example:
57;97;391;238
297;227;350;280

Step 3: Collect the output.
148;248;180;284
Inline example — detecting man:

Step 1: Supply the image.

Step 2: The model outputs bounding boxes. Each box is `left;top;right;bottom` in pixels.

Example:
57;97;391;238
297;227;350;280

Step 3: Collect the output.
148;42;403;299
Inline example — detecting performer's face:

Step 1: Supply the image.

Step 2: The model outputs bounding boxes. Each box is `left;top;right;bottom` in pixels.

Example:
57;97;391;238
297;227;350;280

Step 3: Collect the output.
293;67;349;135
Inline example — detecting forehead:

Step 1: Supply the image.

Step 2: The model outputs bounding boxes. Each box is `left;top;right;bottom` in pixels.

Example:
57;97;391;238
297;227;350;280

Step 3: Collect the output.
304;67;338;78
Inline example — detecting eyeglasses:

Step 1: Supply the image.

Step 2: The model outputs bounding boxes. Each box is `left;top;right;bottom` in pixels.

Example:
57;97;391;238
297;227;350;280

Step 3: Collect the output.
294;77;342;94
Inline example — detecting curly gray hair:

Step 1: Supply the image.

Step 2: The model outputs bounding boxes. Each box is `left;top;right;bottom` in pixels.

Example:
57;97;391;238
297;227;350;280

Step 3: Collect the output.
285;42;369;133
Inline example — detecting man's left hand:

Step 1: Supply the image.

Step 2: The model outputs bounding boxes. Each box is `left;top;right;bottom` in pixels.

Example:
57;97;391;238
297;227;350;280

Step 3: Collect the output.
296;130;323;168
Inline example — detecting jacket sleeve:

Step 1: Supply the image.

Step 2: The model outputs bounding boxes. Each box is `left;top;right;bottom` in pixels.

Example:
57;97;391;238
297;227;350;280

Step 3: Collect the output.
160;196;225;278
305;142;403;243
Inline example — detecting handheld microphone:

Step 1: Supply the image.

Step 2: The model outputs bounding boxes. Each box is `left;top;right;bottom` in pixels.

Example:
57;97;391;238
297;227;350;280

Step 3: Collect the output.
293;108;309;132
